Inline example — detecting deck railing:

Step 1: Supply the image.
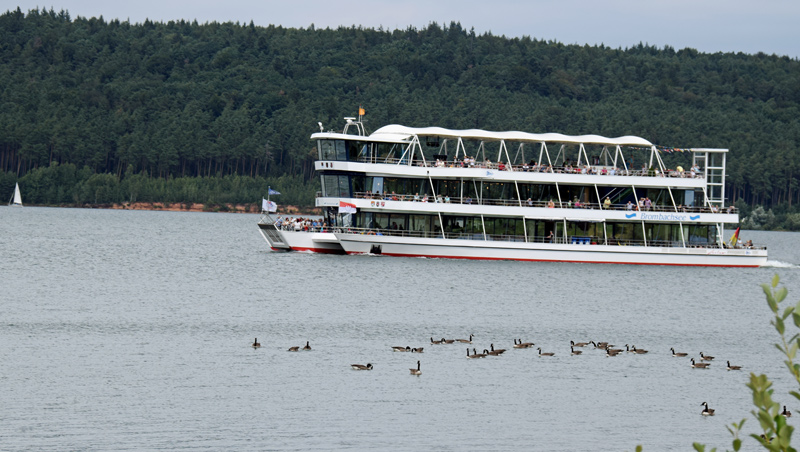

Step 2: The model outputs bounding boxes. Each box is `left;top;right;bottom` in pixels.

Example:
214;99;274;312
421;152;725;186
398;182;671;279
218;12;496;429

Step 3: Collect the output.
325;227;764;250
350;157;705;179
345;192;733;214
271;222;764;250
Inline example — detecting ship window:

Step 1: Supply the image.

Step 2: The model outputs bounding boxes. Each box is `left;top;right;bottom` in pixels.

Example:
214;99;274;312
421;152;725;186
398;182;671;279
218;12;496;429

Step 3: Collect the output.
684;190;695;207
465;217;483;235
374;213;390;230
319;140;336;160
371;177;384;195
322;175;337;197
685;225;710;245
349;141;370;161
352;176;365;196
321;175;350;197
409;215;428;233
338;175;350;198
335;140;347;160
384;178;406;196
647;224;672;244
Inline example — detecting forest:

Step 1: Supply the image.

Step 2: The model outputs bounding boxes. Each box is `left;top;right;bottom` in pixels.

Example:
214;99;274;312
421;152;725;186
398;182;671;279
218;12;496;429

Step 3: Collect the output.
1;7;799;228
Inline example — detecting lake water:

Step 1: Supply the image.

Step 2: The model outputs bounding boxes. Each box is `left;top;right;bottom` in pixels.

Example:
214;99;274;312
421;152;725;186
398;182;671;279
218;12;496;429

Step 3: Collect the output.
2;207;800;451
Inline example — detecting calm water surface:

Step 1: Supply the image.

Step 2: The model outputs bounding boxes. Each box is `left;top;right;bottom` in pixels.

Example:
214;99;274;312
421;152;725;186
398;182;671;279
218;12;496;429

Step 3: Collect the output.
2;207;800;451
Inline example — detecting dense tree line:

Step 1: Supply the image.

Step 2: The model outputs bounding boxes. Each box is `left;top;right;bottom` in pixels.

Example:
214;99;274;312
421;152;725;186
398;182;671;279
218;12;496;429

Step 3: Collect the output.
1;8;799;226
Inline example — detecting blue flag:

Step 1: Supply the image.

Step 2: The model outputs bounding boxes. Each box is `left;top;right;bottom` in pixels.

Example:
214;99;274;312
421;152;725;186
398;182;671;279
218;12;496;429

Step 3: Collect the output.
268;188;281;195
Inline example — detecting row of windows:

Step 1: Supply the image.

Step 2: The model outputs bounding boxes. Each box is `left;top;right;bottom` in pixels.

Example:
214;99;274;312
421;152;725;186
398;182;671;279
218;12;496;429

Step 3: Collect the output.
322;174;704;207
318;139;404;162
351;212;716;245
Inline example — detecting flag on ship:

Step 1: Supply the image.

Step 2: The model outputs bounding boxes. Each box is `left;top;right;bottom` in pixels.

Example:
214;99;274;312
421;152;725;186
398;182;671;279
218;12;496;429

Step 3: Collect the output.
268;188;281;195
262;199;277;212
359;106;365;116
729;227;740;246
338;201;357;214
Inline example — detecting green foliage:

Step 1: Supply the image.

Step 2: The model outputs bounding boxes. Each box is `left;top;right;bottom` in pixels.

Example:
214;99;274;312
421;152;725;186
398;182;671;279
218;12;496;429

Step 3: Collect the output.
1;9;799;211
8;167;313;207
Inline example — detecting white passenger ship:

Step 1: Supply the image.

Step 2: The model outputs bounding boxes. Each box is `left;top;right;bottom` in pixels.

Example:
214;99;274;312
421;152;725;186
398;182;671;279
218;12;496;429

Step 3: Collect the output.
258;114;767;267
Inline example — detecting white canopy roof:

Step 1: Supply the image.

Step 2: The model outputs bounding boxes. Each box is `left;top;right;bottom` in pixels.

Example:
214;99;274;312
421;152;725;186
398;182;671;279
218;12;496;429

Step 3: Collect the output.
371;124;653;147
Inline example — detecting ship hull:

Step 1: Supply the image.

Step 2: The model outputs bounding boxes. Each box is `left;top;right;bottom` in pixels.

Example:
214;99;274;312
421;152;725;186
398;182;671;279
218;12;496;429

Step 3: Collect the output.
334;233;767;267
257;223;344;254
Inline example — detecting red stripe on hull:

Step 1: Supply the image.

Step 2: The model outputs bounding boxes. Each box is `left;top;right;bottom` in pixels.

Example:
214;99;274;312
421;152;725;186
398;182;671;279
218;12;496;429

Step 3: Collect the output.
290;247;345;254
344;251;758;267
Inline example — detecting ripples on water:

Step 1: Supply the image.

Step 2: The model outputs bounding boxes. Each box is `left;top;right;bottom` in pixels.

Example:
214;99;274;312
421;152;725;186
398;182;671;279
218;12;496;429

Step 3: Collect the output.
1;208;799;450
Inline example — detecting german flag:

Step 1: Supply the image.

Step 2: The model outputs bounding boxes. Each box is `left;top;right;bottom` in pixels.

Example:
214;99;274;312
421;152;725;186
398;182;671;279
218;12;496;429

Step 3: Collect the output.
729;227;740;247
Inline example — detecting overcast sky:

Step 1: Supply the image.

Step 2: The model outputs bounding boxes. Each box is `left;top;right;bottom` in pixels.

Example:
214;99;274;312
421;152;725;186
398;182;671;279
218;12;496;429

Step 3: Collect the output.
7;0;800;58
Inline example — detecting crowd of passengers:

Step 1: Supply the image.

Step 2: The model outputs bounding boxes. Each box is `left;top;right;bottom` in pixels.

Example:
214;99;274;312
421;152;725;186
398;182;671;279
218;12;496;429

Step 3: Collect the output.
356;191;735;214
421;156;704;178
274;216;329;232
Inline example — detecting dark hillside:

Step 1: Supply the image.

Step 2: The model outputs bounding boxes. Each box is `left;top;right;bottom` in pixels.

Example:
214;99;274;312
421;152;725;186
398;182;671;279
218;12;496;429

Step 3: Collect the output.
1;8;799;226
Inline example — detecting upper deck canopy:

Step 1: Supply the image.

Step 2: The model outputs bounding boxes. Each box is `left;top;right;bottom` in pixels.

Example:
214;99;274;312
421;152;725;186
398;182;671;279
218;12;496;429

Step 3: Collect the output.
370;125;653;147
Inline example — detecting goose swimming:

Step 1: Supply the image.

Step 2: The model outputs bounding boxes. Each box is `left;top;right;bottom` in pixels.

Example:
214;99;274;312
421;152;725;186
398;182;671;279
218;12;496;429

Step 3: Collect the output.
691;358;710;368
671;347;688;357
726;361;742;371
456;334;474;344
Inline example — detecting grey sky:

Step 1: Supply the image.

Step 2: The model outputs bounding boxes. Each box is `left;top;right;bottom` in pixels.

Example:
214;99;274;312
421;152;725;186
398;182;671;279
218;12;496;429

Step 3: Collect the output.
7;0;800;58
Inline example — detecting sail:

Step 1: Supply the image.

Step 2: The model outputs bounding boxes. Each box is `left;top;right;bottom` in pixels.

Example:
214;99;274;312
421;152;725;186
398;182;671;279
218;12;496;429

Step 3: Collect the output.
11;183;22;206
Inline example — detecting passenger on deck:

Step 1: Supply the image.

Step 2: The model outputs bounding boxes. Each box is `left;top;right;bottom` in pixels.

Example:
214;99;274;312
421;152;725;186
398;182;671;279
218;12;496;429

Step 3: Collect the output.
413;193;420;202
645;198;652;210
527;198;533;207
465;196;472;204
546;231;554;243
498;162;506;171
547;199;555;208
626;201;633;211
391;191;398;201
422;194;429;203
444;195;451;203
603;197;611;209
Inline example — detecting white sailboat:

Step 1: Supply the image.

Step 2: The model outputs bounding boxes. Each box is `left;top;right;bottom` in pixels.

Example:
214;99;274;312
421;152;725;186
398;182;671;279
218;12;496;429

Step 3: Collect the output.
8;183;22;206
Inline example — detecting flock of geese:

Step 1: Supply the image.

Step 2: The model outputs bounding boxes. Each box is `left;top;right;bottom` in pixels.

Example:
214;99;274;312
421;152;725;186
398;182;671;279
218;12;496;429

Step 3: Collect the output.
250;335;792;418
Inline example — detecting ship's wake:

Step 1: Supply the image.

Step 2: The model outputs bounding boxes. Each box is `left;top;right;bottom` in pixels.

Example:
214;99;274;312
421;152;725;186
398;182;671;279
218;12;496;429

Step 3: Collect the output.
762;260;800;269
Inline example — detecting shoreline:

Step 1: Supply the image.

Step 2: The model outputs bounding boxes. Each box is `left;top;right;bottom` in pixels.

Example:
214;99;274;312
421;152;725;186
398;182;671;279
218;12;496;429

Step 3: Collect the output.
21;202;321;215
